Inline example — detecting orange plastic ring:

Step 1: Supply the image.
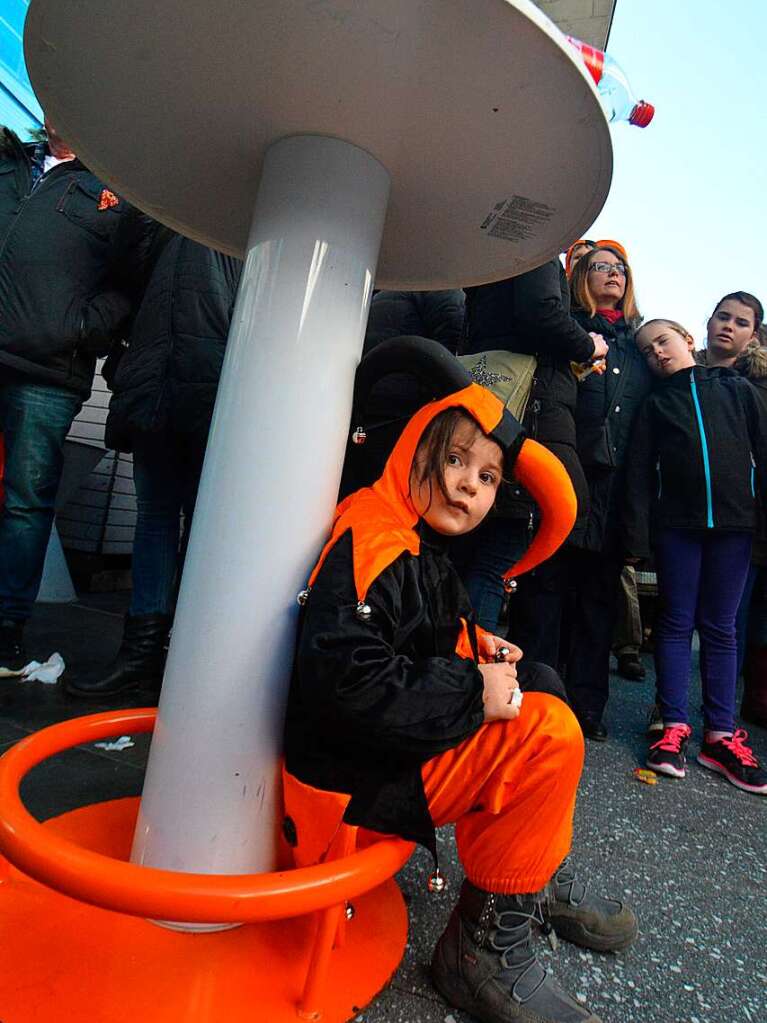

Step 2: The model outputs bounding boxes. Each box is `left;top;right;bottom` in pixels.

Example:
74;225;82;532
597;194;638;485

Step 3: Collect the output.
0;709;412;923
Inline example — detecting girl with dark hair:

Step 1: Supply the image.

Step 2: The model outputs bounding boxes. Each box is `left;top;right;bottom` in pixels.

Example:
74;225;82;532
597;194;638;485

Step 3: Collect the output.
285;367;636;1023
560;246;651;740
624;318;767;794
699;291;767;729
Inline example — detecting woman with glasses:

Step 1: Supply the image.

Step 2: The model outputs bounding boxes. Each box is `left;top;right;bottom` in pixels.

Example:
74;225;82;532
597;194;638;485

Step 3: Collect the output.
561;245;651;740
457;258;608;644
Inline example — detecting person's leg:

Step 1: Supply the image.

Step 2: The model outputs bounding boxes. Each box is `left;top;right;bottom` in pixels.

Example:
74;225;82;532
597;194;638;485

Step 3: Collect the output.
562;549;623;736
66;437;180;697
174;432;207;601
613;565;645;680
129;438;184;617
741;567;767;727
424;691;583;893
652;529;702;727
425;687;632;1022
0;381;82;623
735;562;758;677
454;517;529;634
695;533;767;794
508;547;568;668
696;532;752;734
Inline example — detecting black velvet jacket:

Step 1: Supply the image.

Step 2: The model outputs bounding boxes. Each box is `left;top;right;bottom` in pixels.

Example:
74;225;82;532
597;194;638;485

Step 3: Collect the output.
284;527;485;854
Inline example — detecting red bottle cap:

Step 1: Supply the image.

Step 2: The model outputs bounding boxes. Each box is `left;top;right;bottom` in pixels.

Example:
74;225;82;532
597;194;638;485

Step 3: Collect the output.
629;101;655;128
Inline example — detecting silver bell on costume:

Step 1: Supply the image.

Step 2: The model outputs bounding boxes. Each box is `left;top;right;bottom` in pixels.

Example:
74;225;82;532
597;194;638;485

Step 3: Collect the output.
355;601;372;621
427;869;447;894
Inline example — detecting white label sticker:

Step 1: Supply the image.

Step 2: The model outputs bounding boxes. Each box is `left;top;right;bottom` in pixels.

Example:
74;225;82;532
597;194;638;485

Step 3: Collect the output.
480;196;556;242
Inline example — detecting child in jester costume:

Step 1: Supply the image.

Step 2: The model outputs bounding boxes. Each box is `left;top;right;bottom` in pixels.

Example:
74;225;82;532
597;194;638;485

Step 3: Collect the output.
285;338;637;1023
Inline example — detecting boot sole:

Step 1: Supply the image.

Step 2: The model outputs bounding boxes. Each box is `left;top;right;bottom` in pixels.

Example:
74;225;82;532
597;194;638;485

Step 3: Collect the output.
696;754;767;795
431;951;603;1023
64;678;160;699
550;916;638;953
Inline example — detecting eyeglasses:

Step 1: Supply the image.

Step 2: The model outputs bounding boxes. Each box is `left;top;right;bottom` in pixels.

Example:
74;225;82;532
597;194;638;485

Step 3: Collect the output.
588;261;627;277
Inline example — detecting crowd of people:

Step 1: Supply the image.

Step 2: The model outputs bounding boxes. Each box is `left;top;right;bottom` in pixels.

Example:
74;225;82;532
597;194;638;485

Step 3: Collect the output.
1;121;766;1023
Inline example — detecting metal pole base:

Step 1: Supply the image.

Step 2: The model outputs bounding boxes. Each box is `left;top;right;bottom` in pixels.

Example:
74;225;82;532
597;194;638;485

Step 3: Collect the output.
0;798;407;1023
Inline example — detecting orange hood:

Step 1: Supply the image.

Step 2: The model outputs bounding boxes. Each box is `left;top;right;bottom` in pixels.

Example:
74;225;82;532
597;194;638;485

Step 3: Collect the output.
308;383;576;601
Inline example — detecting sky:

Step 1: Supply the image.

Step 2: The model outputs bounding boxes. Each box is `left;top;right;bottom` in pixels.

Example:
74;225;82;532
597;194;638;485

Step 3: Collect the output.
585;0;766;344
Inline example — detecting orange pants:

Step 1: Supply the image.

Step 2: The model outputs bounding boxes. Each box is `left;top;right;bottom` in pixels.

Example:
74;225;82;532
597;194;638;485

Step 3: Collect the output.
421;692;584;894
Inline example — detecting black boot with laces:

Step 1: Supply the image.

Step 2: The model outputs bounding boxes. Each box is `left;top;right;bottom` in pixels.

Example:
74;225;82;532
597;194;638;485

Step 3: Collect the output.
546;857;637;952
431;879;601;1023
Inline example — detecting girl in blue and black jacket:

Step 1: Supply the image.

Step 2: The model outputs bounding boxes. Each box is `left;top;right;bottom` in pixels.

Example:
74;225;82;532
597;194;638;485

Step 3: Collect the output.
624;318;767;795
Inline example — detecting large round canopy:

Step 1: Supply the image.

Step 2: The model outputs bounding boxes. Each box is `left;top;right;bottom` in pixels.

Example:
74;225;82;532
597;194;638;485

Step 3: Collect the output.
25;0;611;288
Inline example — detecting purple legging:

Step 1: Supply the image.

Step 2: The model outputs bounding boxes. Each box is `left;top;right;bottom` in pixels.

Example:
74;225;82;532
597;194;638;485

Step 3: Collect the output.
653;529;752;732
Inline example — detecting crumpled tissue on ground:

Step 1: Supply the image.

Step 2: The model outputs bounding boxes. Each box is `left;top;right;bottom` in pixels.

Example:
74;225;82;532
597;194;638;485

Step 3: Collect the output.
4;650;66;683
94;736;135;752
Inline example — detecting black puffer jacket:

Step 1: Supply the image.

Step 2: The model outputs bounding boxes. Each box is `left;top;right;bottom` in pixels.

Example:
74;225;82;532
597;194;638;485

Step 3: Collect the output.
623;365;767;559
0;127;153;396
464;260;595;535
105;231;242;451
571;311;652;553
364;290;465;355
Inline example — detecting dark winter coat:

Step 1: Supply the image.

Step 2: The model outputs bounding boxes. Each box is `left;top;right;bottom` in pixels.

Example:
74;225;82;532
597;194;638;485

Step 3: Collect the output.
731;343;767;565
623;365;767;559
571;310;652;552
363;290;465;356
0;127;154;397
464;260;595;535
104;231;242;452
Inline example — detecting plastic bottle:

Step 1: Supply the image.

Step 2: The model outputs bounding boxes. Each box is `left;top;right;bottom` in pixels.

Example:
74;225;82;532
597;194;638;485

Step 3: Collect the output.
566;35;655;128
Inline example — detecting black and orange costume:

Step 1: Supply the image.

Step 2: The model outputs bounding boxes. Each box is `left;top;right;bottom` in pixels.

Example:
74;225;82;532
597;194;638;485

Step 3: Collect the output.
284;340;636;1023
284;376;583;893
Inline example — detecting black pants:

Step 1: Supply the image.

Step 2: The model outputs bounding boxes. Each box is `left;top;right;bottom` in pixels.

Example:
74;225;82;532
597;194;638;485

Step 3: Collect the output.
560;548;624;721
507;545;569;670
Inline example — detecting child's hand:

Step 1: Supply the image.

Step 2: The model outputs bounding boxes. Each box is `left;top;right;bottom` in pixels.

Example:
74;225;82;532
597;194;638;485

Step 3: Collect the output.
479;662;521;722
479;633;523;665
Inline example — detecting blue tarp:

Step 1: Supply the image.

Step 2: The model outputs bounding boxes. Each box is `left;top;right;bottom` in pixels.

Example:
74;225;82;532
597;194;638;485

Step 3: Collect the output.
0;0;43;138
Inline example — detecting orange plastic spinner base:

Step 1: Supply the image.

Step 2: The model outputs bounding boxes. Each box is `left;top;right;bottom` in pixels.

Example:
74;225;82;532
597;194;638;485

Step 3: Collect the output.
0;798;408;1023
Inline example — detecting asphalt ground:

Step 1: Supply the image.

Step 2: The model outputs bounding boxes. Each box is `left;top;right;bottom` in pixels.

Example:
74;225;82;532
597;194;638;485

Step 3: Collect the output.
2;596;765;1023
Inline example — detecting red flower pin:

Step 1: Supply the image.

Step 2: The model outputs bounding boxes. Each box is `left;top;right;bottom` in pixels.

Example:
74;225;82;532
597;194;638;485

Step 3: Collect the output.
97;189;119;211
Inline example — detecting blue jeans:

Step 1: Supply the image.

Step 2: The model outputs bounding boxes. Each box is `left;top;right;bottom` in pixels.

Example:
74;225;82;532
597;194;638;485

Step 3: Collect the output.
452;517;529;633
130;435;206;616
654;529;752;732
0;381;82;622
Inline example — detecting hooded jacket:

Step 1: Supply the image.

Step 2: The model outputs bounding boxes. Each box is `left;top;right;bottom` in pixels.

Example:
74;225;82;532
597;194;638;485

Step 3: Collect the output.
698;341;767;563
104;230;242;452
464;259;595;536
571;310;652;552
623;364;767;559
0;127;154;396
284;384;525;854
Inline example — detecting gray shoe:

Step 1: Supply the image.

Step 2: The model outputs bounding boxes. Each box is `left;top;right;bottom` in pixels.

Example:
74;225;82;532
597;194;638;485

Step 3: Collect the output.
431;880;601;1023
546;857;637;953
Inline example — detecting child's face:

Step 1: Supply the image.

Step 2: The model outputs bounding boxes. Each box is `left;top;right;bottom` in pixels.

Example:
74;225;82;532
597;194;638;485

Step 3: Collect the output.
706;299;757;362
637;324;696;377
411;424;503;536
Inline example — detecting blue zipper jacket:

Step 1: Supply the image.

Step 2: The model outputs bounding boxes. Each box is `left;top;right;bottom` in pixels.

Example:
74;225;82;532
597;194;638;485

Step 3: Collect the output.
623;365;767;559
